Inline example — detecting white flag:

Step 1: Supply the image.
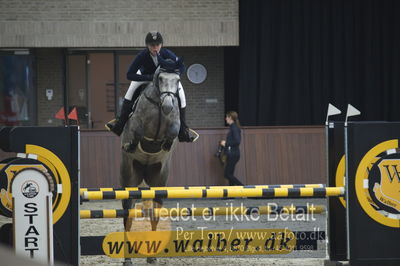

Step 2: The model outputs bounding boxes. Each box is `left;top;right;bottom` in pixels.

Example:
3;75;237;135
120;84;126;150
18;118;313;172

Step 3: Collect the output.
327;103;341;117
346;104;361;117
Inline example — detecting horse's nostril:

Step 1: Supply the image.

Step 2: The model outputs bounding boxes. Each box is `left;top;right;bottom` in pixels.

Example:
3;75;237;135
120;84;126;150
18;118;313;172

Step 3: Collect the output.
162;105;173;114
161;96;174;114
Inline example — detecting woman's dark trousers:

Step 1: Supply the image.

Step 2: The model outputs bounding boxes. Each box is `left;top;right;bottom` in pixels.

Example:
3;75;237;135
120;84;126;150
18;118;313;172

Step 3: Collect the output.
224;154;243;186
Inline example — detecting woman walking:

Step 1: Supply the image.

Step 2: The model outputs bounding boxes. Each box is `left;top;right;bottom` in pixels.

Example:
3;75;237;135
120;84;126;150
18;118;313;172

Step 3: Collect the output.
220;111;244;186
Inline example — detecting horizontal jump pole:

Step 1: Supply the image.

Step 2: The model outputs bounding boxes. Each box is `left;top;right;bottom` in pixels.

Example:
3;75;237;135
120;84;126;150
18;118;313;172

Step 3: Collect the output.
79;184;326;196
80;204;325;219
81;187;344;201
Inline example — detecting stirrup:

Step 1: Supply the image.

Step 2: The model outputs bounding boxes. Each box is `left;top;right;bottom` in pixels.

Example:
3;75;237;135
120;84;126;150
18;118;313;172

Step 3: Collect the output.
105;118;124;136
178;128;199;143
189;128;199;142
105;119;116;131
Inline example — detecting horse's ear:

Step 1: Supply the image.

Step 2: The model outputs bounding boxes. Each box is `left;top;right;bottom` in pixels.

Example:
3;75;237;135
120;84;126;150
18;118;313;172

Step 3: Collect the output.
155;66;161;75
176;56;184;71
154;67;161;87
177;56;184;64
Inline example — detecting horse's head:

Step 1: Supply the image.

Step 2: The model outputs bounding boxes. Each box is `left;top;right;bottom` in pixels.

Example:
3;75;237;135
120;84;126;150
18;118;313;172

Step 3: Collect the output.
156;71;180;114
154;57;184;115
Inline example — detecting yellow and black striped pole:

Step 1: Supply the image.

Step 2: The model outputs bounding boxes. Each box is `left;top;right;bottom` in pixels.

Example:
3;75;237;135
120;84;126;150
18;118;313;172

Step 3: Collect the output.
81;187;344;201
80;204;326;219
79;184;326;196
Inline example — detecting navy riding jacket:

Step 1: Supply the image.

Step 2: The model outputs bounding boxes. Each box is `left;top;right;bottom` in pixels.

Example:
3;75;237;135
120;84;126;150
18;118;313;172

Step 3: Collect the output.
126;48;185;82
225;123;241;155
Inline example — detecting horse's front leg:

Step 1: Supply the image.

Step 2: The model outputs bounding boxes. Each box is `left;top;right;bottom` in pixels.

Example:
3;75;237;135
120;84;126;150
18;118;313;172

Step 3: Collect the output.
144;164;166;233
122;125;144;153
120;155;143;266
144;164;168;264
162;123;179;151
148;198;163;231
143;198;162;264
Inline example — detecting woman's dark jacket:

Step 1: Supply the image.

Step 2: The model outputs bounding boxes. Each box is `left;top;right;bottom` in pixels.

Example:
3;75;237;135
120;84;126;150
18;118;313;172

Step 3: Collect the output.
225;123;241;156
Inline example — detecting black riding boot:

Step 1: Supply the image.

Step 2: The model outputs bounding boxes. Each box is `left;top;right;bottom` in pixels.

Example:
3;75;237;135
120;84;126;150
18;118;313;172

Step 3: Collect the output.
178;107;194;142
106;99;134;136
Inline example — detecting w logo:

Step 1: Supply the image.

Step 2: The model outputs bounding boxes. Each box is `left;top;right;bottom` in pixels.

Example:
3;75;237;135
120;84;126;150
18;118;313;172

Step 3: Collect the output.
373;160;400;212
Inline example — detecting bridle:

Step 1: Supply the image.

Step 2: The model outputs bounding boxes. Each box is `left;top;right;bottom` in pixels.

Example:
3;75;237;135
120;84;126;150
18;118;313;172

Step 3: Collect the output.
157;69;180;98
144;69;180;141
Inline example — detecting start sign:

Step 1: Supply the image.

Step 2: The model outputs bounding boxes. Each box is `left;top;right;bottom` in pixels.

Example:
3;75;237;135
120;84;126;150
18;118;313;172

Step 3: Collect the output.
11;168;54;265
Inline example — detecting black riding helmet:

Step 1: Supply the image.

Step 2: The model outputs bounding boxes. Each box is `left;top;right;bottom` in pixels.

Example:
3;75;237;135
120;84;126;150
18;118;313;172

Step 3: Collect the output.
145;31;163;45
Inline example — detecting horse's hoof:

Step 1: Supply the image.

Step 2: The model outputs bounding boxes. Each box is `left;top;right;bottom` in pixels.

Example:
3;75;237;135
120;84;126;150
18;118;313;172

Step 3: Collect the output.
123;258;133;266
123;142;137;153
162;140;173;151
147;257;157;264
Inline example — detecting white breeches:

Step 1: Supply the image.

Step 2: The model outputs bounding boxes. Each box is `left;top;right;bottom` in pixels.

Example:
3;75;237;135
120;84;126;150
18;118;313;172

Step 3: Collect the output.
124;71;186;108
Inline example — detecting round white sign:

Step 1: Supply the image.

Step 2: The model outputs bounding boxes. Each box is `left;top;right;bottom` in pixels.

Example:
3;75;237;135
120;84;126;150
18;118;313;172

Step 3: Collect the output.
187;64;207;84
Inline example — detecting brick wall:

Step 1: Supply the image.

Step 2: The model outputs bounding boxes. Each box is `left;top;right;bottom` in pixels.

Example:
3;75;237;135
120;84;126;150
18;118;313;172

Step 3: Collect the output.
36;48;64;126
0;0;238;47
174;47;225;127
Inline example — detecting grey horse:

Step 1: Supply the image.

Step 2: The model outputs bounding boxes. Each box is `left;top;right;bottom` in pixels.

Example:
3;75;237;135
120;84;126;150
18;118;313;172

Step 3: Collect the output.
119;61;182;265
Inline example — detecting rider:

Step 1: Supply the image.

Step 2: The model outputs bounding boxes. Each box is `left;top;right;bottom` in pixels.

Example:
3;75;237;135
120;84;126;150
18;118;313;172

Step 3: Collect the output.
106;31;194;142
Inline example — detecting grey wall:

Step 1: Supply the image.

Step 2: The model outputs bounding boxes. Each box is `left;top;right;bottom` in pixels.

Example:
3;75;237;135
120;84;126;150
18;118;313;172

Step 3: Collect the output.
0;0;238;47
